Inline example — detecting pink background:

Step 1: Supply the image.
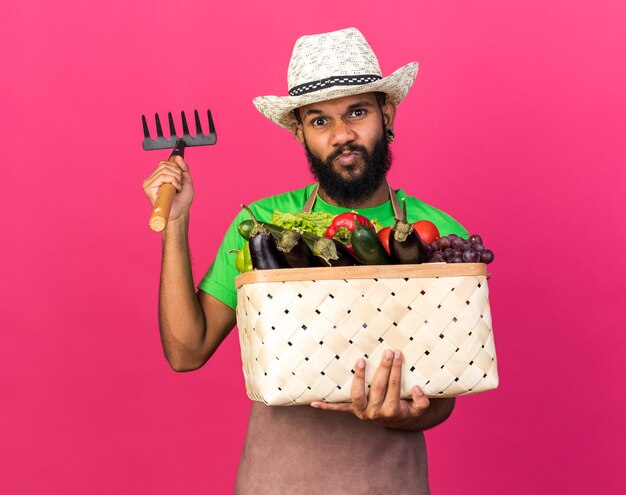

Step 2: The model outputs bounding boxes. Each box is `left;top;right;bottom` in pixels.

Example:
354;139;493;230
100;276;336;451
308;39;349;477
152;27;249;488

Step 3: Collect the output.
3;0;625;493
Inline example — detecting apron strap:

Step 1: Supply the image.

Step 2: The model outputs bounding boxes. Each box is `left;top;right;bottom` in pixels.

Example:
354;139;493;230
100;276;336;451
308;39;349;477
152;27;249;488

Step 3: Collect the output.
387;182;402;219
302;184;320;213
302;182;403;218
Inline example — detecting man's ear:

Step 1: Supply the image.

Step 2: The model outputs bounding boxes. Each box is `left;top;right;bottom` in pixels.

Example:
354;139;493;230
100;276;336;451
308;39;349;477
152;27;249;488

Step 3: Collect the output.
291;123;305;145
381;100;397;129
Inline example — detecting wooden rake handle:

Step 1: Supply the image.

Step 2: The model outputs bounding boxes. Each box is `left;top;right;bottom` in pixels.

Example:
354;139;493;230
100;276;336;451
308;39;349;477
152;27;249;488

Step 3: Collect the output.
149;138;186;232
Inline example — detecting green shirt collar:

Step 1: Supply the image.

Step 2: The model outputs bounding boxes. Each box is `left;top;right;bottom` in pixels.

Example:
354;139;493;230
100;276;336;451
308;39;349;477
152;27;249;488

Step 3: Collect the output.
308;183;404;223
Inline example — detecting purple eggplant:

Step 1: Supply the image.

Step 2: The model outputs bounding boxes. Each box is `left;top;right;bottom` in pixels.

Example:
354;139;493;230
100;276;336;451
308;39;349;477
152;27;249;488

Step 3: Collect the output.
389;200;428;264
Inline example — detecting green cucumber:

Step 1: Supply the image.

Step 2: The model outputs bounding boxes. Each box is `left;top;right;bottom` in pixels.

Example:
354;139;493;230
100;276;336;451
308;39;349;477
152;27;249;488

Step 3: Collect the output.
351;217;392;265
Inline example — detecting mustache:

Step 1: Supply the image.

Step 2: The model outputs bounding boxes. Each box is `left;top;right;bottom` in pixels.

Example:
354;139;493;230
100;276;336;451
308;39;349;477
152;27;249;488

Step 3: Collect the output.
327;144;369;163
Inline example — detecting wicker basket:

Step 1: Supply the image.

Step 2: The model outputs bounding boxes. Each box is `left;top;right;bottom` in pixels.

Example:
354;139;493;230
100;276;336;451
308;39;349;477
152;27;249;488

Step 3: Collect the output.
235;263;498;406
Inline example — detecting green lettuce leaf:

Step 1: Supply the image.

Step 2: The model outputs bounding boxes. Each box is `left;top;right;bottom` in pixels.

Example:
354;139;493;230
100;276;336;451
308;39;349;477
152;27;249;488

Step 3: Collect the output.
271;210;335;237
271;209;385;236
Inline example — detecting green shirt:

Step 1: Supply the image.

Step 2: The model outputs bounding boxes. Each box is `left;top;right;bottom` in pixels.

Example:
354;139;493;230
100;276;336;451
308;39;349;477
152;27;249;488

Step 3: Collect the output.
198;183;468;309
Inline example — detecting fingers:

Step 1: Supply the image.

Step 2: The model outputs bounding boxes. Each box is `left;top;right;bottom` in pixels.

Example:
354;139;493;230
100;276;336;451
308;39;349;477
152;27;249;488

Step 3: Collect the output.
409;386;430;415
310;351;431;428
171;155;190;173
144;161;182;186
310;401;353;413
351;358;368;417
142;159;190;200
367;349;394;409
311;358;368;416
381;350;403;414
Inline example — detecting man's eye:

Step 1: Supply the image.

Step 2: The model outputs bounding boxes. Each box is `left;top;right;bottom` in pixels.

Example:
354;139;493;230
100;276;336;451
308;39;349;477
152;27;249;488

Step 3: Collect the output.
311;118;327;126
351;109;365;117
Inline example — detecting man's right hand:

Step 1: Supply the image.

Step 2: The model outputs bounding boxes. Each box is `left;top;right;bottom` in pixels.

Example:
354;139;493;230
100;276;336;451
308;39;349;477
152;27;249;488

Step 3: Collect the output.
142;156;194;223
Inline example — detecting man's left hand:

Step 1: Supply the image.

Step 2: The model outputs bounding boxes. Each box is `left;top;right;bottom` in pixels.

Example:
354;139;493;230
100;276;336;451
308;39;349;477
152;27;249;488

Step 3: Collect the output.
311;349;431;430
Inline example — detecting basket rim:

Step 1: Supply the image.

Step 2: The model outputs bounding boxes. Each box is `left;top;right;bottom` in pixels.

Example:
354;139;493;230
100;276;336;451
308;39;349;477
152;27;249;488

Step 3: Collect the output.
235;263;488;289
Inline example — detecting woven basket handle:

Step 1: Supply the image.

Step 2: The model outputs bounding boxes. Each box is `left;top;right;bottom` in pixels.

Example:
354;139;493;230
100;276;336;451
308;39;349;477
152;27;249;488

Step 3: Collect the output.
302;182;402;216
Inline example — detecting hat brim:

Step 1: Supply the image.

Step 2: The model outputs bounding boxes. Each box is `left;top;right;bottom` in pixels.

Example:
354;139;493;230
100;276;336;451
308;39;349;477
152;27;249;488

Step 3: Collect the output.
253;62;419;129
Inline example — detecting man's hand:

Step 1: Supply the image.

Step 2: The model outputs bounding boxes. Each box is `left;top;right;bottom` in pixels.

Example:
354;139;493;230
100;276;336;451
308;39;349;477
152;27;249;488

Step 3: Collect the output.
142;156;194;224
311;350;454;431
140;154;237;372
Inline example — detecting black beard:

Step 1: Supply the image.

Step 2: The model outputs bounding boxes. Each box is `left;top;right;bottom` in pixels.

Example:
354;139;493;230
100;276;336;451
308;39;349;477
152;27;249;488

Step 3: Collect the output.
305;133;392;206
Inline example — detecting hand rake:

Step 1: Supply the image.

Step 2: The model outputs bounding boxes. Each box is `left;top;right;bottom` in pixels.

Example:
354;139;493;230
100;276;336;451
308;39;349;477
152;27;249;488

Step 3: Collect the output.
141;109;217;232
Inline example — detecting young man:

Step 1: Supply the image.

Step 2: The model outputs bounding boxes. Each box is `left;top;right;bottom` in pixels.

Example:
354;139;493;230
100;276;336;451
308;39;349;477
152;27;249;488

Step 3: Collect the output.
143;28;467;494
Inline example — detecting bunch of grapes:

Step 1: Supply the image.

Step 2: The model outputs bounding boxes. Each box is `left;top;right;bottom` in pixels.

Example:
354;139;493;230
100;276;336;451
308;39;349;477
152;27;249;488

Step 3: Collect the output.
426;234;494;264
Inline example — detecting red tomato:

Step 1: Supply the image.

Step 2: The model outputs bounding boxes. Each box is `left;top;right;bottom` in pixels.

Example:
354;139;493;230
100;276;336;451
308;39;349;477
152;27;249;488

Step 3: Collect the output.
378;226;392;254
412;220;440;244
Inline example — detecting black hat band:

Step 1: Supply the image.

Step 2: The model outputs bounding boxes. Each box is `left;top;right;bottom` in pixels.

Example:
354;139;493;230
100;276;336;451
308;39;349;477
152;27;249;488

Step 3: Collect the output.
288;75;382;97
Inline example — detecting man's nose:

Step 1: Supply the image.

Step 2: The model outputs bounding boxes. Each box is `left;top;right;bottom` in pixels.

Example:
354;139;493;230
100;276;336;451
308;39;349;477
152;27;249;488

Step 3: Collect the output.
330;120;356;147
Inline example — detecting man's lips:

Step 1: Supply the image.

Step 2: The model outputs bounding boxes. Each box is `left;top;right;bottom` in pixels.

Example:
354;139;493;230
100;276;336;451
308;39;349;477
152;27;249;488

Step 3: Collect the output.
334;151;361;166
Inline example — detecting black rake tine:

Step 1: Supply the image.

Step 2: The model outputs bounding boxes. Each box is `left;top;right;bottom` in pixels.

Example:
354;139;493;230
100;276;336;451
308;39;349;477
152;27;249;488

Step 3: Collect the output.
207;109;216;135
141;115;151;139
168;112;177;138
155;113;164;138
181;111;190;137
194;109;203;136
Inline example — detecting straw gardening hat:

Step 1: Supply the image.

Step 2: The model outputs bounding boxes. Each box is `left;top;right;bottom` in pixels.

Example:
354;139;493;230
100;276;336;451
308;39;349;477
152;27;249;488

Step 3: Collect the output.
253;27;419;129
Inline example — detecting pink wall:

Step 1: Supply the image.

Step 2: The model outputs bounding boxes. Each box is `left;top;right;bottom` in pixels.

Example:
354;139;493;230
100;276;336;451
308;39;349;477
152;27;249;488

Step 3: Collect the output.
3;0;625;493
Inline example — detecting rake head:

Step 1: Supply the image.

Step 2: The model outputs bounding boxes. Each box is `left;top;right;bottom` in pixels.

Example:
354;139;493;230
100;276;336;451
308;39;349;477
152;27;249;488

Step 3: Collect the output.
141;109;217;151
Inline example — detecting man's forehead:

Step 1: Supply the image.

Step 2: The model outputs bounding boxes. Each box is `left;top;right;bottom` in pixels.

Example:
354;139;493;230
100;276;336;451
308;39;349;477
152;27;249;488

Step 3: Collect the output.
296;93;378;115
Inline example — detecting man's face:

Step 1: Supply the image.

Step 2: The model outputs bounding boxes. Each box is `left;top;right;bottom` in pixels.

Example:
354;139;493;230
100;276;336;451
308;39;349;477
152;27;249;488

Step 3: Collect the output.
292;93;396;206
